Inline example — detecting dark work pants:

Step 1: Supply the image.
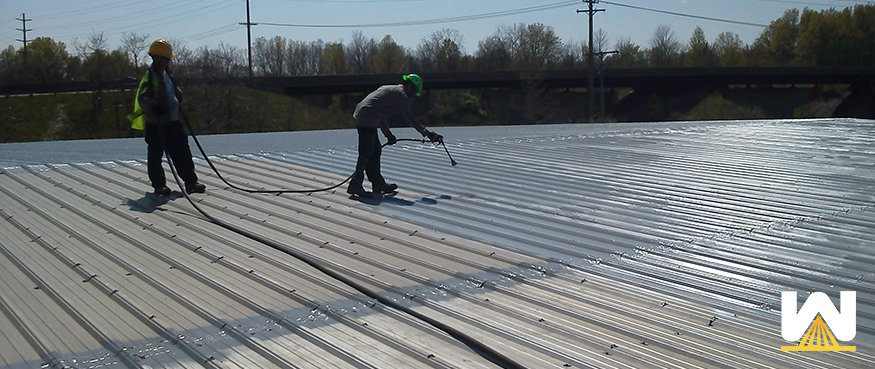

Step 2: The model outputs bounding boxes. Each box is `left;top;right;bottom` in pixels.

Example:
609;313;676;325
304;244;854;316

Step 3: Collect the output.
145;121;198;189
353;127;386;185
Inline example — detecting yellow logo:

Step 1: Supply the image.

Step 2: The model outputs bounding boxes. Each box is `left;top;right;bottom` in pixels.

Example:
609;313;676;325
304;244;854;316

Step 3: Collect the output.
781;291;856;352
781;314;856;352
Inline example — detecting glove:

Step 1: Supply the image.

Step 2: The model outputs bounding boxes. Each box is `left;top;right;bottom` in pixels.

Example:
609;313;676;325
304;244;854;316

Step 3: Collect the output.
386;134;397;145
426;131;443;143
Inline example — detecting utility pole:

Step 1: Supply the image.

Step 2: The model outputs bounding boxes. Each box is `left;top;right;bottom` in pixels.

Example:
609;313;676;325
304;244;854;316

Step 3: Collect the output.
239;0;258;78
578;1;604;122
15;13;33;69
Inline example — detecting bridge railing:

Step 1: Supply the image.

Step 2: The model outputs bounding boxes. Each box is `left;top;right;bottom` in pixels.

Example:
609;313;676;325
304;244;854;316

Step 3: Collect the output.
2;67;873;96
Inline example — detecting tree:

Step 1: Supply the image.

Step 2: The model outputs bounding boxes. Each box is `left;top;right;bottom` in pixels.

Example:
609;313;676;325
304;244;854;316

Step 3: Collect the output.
371;35;407;73
346;31;376;74
320;42;348;74
416;29;464;72
254;35;288;76
70;32;133;81
120;32;149;75
185;44;245;78
287;40;323;75
610;37;645;67
513;23;563;70
0;45;22;83
713;32;746;66
558;42;582;69
797;5;875;66
581;28;610;69
648;25;681;67
750;8;799;65
7;37;72;83
81;49;130;81
474;33;512;71
164;40;194;78
74;32;108;58
685;27;717;66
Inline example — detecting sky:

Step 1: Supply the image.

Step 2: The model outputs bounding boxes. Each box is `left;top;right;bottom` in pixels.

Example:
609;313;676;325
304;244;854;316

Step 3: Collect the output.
0;0;872;56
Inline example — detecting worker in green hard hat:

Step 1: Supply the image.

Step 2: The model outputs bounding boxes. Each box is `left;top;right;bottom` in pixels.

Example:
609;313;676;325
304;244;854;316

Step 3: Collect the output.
348;73;442;198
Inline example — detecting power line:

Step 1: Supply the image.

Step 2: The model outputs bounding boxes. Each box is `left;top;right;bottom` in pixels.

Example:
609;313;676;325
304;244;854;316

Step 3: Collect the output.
53;0;238;40
32;0;141;20
258;0;579;28
41;0;213;31
755;0;849;6
601;1;769;27
179;24;240;42
277;0;429;2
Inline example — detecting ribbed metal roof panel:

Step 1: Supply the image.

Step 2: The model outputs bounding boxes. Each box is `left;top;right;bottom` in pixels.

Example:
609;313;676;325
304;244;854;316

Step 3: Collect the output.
1;119;873;368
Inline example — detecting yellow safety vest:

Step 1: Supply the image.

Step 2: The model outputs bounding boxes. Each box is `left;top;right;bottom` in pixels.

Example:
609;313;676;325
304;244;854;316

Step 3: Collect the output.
126;71;156;131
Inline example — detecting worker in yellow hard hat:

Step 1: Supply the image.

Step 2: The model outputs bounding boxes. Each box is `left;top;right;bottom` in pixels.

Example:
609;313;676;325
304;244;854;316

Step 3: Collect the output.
128;39;205;196
347;73;442;198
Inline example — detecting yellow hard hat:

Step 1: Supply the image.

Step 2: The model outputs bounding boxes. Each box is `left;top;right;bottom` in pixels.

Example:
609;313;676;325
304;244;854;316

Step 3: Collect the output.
148;39;173;59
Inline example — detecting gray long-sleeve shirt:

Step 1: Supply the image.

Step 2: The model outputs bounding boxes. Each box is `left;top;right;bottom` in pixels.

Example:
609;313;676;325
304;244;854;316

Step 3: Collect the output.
353;84;427;137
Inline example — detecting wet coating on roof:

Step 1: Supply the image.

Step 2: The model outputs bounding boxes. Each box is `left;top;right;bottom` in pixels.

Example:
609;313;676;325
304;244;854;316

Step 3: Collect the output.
1;118;873;368
0;121;713;168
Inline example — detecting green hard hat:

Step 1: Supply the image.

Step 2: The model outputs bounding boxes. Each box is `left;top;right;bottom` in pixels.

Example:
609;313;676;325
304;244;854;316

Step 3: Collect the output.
402;73;424;96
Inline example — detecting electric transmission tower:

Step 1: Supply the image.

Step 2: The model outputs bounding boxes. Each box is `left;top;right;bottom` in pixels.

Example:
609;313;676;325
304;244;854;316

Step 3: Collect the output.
15;13;33;69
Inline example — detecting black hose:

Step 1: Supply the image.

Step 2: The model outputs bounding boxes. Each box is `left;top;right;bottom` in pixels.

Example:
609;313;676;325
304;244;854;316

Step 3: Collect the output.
152;122;523;369
181;110;454;194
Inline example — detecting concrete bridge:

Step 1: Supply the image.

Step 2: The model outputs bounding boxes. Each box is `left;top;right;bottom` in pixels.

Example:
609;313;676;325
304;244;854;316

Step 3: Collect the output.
2;67;874;96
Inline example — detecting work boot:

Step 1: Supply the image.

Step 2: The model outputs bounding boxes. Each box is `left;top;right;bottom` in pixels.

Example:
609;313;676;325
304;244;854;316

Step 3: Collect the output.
153;186;172;197
185;182;206;194
346;176;370;198
372;182;398;194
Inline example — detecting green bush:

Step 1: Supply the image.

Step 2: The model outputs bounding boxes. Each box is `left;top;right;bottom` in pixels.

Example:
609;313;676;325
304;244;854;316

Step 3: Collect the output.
686;94;765;120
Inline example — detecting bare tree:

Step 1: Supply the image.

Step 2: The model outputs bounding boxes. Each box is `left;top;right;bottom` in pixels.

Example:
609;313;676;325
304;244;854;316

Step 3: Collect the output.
582;28;610;68
475;33;512;71
416;29;464;72
253;35;287;76
648;24;681;67
73;32;107;58
287;39;323;75
594;28;609;55
557;42;581;69
121;32;149;75
164;39;193;78
346;31;376;74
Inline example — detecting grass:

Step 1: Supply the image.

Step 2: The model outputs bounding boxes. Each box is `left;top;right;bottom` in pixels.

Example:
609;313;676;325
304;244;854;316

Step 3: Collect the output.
0;86;353;143
1;84;863;143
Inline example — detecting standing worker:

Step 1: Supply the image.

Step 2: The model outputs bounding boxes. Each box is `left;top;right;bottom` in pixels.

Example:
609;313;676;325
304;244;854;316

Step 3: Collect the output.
128;39;205;196
348;73;442;197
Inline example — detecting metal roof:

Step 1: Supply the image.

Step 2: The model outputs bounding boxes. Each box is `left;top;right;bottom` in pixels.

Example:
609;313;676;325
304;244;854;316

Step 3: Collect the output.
1;118;873;369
